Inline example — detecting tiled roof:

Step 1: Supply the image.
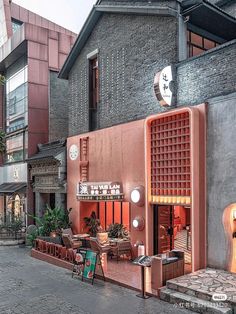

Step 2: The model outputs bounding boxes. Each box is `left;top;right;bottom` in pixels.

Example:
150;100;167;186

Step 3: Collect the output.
27;140;66;162
0;182;26;194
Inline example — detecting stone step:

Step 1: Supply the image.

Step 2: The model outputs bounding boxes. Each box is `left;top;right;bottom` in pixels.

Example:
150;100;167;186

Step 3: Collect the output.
160;287;233;314
166;280;215;302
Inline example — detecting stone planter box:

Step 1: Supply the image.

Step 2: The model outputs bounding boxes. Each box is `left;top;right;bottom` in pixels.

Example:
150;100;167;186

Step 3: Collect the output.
0;238;25;246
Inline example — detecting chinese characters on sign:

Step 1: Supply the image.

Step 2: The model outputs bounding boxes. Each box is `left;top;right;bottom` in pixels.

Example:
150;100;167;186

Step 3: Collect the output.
77;182;124;201
154;65;174;106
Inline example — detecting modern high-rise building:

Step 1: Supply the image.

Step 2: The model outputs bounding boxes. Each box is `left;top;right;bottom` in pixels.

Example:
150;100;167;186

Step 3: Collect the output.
0;0;76;225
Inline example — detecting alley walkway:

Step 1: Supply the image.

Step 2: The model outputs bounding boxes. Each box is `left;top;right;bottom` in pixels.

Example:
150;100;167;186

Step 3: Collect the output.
0;246;192;314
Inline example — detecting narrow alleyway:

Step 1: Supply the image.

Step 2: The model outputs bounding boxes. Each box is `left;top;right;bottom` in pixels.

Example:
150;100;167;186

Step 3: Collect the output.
0;246;191;314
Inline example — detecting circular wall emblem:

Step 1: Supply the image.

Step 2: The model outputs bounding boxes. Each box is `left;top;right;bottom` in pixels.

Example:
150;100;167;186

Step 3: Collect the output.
69;144;79;160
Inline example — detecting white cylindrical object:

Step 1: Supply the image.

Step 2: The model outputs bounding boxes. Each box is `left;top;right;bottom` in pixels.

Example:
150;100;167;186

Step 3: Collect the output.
138;245;145;256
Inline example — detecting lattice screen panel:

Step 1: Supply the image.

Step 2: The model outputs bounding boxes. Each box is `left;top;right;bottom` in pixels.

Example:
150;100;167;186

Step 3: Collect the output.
150;112;191;205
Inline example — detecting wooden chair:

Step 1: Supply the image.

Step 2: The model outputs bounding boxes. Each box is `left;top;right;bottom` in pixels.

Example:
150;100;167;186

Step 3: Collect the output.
89;238;111;255
112;240;132;262
62;228;83;241
62;234;82;250
62;228;73;237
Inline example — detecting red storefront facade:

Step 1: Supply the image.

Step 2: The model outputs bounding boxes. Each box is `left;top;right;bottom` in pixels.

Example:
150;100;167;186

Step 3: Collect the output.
67;103;207;272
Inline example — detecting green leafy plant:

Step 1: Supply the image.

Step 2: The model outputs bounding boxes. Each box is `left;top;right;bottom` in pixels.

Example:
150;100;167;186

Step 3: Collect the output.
29;206;72;237
10;215;24;238
107;223;129;239
83;211;100;237
0;74;5;85
0;214;24;239
26;225;39;247
0;130;5;153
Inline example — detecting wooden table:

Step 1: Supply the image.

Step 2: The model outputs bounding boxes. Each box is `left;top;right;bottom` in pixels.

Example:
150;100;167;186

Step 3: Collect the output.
73;234;90;248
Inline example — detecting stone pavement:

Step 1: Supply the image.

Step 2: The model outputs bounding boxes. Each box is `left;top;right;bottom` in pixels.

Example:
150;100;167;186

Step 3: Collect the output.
0;246;191;314
160;268;236;313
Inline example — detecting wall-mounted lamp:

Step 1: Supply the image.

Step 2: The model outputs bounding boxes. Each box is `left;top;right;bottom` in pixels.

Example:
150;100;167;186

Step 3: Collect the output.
132;216;145;231
233;210;236;238
130;186;145;206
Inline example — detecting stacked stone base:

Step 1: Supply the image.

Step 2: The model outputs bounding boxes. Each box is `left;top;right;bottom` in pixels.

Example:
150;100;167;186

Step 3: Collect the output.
159;269;236;314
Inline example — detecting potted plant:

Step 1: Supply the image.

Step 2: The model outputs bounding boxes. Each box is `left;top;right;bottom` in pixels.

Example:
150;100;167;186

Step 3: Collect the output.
28;206;72;244
107;223;129;239
83;211;100;237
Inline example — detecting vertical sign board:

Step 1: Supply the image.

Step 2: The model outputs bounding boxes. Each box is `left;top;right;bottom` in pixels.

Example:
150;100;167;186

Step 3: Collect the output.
82;250;97;283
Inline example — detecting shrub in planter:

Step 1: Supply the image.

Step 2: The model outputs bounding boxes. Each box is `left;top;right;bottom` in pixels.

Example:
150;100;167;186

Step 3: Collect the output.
107;223;129;239
29;206;72;237
83;211;101;237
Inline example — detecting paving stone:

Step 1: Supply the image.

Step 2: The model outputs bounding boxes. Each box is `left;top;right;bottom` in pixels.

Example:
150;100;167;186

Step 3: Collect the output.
160;288;233;314
0;246;191;314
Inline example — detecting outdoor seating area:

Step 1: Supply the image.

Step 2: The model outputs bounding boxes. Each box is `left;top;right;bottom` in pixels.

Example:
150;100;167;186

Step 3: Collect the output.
32;232;186;298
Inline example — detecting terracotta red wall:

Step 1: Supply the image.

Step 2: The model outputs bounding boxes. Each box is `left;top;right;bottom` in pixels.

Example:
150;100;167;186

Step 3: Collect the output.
25;22;75;156
174;206;187;227
67;119;146;249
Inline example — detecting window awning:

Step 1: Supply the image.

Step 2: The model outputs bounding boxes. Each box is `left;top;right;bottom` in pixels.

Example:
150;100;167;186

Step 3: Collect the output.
181;0;236;41
0;182;27;195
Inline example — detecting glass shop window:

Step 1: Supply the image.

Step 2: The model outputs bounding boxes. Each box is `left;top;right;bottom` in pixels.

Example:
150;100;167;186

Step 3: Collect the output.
5;57;28;134
12;19;23;34
5;132;28;163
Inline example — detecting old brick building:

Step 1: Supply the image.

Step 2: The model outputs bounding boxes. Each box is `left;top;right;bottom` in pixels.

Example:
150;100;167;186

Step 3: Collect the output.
0;0;76;224
59;0;236;290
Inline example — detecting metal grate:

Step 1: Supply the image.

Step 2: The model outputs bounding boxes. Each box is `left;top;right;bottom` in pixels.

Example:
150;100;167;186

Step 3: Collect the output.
150;112;191;205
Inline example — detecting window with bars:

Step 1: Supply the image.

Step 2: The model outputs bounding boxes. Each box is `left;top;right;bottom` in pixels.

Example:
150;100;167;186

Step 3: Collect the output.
95;202;130;231
187;30;219;58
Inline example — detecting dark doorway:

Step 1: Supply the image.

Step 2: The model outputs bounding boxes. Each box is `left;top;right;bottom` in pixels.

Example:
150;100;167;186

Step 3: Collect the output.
153;204;174;255
49;193;55;209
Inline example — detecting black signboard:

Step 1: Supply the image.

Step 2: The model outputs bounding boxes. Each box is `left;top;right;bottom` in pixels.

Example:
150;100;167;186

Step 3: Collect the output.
77;181;124;201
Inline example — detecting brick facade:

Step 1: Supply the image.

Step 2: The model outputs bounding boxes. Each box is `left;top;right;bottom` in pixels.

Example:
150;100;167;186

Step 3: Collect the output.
68;13;178;136
177;40;236;106
49;71;69;141
221;3;236;17
64;0;236;270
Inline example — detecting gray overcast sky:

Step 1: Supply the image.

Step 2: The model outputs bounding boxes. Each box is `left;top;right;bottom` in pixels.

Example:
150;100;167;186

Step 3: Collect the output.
12;0;97;34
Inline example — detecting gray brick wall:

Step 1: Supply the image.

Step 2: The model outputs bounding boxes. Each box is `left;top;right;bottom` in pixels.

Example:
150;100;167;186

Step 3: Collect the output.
221;3;236;17
68;13;178;136
176;40;236;106
49;71;69;141
206;92;236;269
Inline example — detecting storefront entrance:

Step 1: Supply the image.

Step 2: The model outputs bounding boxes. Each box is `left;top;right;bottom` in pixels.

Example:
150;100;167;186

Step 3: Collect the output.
153;204;192;273
145;106;206;272
153;205;174;254
5;193;25;220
